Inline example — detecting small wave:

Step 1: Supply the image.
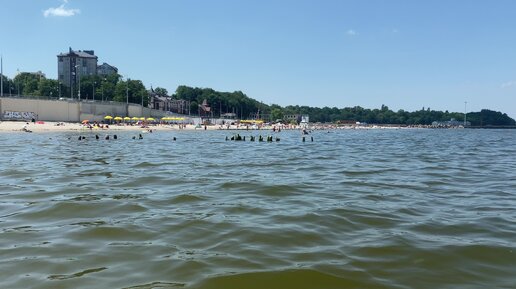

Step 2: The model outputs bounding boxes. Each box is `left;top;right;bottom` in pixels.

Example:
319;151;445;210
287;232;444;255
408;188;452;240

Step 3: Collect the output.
123;281;185;288
48;267;107;280
191;269;384;289
171;194;206;203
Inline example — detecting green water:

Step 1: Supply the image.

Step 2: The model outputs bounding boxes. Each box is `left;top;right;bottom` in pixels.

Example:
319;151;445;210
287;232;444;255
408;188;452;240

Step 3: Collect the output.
0;129;515;288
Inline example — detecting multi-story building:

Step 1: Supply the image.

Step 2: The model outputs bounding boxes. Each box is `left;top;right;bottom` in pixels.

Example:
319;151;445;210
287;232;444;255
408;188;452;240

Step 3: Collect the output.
57;47;98;89
97;62;118;76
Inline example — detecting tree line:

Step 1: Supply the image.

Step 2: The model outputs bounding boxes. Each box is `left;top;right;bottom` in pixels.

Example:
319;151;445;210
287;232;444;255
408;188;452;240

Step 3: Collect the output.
1;74;514;126
0;73;148;106
158;86;515;126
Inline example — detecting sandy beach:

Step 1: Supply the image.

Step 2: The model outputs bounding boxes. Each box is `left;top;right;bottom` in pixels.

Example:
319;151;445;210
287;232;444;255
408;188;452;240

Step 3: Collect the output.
0;120;415;133
0;120;219;133
0;120;297;133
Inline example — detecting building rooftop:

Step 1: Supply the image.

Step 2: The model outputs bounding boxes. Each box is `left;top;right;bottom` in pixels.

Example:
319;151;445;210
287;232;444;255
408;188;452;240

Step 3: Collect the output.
57;47;98;59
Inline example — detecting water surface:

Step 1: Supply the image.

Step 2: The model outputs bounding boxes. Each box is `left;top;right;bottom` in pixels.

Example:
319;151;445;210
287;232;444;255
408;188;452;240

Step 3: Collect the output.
1;129;515;288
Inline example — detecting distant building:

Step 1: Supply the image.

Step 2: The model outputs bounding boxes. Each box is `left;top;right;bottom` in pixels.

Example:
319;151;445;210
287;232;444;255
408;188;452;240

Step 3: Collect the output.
57;47;98;88
432;118;471;127
97;62;118;76
20;70;46;80
284;114;309;124
148;90;190;114
149;93;173;111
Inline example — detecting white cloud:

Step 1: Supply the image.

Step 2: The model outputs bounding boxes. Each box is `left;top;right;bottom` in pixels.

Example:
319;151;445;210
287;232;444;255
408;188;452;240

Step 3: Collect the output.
43;1;80;17
501;80;516;89
346;29;358;36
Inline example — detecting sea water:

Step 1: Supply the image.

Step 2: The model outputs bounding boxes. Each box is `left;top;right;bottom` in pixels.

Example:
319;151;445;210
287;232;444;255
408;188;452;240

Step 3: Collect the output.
0;128;515;288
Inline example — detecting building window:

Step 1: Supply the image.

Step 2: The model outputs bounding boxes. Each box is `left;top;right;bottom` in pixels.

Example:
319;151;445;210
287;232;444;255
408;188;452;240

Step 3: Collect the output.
59;75;64;80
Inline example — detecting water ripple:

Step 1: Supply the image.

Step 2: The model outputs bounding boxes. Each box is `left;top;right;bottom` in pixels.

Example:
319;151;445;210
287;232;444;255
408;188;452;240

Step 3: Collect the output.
0;129;515;288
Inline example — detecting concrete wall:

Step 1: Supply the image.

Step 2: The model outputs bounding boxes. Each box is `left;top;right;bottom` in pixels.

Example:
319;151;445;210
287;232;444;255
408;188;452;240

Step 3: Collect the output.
0;97;172;122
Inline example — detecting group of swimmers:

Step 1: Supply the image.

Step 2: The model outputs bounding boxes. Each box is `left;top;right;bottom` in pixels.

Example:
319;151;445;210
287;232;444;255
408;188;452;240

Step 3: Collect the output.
226;133;314;142
226;134;280;142
76;134;144;140
75;133;177;141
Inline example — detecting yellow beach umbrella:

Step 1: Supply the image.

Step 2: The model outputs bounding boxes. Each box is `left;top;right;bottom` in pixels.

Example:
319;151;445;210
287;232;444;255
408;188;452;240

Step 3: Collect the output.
114;116;123;121
104;115;113;120
140;117;146;121
123;117;131;121
131;117;139;121
161;117;170;121
147;117;155;121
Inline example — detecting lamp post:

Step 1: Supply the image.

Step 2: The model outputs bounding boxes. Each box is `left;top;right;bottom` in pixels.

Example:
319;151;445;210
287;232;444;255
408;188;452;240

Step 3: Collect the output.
75;65;81;101
1;54;3;97
16;68;20;96
93;81;96;102
101;77;106;101
464;101;467;127
58;81;61;99
124;75;129;117
71;70;74;99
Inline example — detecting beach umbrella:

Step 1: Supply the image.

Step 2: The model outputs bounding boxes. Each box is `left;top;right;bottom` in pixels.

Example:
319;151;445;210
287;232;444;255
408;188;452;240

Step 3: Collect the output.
140;117;146;121
104;115;113;120
123;117;131;121
161;117;170;121
147;117;155;121
114;116;123;121
131;117;139;121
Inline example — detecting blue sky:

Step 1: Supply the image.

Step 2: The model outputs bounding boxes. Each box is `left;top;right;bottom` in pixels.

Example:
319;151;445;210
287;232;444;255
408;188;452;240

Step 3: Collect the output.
1;0;515;118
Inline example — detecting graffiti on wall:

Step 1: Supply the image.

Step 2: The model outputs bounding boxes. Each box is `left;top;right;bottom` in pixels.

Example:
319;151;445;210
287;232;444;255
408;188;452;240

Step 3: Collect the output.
3;111;37;120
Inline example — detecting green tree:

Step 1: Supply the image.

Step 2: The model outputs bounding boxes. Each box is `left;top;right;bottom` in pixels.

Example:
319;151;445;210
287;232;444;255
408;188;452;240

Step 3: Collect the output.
154;87;168;96
38;78;59;98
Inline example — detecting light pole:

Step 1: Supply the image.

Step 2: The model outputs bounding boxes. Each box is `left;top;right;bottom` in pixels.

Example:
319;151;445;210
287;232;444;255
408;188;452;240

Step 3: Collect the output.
71;70;74;99
464;101;467;127
125;75;129;117
141;90;144;116
101;77;106;101
16;68;20;96
75;65;81;101
93;81;96;101
58;81;61;99
1;54;3;97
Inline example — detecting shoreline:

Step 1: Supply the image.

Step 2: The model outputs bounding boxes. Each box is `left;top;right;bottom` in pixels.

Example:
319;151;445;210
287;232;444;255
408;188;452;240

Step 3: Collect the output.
0;120;303;133
2;120;499;133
